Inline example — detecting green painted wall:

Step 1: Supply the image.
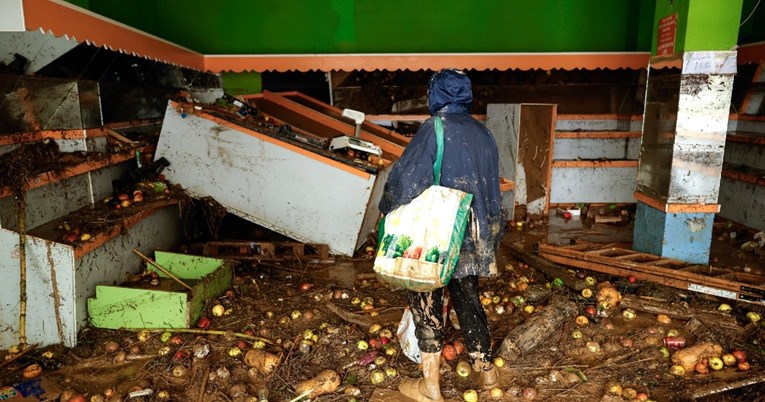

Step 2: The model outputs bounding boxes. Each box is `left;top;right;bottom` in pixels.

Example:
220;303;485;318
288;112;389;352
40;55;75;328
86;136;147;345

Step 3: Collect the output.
71;0;656;54
652;0;744;55
222;72;263;96
685;0;743;51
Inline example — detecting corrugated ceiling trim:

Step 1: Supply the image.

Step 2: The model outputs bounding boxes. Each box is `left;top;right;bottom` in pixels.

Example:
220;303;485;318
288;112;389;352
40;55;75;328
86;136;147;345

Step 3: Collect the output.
204;52;651;73
22;0;205;70
21;0;763;73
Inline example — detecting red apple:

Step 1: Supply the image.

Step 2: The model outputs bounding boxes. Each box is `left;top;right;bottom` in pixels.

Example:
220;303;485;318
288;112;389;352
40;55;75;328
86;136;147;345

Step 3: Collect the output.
732;350;747;363
196;316;211;329
737;361;751;371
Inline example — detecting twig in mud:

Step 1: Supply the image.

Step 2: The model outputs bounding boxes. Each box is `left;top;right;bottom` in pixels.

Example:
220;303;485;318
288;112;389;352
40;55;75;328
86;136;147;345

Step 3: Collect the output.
215;391;233;402
197;367;209;402
0;343;38;370
287;388;314;402
508;364;589;370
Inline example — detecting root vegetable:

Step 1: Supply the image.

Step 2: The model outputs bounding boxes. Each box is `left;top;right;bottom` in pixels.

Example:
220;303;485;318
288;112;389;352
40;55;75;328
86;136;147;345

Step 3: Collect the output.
104;341;120;353
244;349;280;375
671;343;722;372
294;370;341;399
596;283;621;310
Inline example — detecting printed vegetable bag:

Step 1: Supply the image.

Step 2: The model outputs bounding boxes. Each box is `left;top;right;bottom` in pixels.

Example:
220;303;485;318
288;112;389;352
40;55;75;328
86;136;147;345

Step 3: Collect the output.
373;117;473;292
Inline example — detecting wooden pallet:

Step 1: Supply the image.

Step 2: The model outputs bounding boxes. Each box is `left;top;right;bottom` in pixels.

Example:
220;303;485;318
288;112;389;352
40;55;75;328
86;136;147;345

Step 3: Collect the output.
537;242;765;304
190;241;334;263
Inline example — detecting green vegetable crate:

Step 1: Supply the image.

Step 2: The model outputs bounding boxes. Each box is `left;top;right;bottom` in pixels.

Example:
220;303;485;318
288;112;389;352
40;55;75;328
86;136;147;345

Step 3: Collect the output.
88;251;232;329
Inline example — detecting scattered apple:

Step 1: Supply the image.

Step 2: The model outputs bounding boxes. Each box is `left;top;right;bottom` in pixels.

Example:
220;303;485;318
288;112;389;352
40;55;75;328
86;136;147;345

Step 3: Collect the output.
455;360;472;377
731;350;747;363
196;316;211;329
722;353;737;367
738;361;751;371
708;357;724;371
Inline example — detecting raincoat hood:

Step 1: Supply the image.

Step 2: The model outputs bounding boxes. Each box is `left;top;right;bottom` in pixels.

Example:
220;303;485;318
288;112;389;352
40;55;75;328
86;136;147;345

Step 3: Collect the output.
427;68;473;115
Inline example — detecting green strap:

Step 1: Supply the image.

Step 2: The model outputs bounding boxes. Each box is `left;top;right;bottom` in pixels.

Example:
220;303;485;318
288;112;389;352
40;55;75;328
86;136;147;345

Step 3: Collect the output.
433;117;444;185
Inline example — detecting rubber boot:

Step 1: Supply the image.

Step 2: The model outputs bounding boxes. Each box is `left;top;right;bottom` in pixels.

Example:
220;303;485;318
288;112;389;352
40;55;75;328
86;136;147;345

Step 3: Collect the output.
398;352;444;402
480;365;500;390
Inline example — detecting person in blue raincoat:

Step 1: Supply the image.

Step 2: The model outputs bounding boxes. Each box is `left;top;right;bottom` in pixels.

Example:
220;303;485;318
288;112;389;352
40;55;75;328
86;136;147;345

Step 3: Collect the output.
379;68;504;402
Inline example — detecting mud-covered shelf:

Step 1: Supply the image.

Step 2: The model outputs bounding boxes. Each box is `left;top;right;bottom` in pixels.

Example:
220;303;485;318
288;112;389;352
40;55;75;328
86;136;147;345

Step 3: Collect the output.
0;145;155;199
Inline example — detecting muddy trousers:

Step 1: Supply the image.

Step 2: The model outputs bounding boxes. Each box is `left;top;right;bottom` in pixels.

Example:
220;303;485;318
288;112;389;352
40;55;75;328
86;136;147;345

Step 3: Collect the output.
407;275;493;369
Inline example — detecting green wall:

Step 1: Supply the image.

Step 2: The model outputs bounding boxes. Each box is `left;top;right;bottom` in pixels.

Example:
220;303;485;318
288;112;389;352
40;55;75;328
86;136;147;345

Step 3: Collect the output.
221;72;262;96
72;0;656;54
652;0;744;55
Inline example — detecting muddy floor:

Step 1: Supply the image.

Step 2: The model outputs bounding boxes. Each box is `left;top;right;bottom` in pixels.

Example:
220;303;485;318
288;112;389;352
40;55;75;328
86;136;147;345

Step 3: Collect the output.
2;212;765;402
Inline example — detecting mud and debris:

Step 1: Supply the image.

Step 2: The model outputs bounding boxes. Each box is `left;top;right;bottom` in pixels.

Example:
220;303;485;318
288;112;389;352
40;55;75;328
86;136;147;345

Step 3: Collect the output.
0;210;764;402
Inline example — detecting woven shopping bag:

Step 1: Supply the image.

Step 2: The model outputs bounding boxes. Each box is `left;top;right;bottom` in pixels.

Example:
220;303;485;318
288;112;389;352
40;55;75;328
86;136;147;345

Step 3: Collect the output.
373;117;473;292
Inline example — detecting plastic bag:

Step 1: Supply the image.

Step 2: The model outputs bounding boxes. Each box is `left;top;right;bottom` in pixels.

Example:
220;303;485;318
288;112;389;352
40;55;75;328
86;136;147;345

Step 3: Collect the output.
396;307;421;364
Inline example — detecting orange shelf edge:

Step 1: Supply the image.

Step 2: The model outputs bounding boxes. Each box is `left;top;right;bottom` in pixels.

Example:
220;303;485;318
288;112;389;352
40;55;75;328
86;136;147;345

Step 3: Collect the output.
552;160;639;168
633;191;721;214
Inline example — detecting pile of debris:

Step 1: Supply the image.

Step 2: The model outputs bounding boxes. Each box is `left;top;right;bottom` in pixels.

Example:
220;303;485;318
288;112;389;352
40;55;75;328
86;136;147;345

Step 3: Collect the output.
1;237;764;401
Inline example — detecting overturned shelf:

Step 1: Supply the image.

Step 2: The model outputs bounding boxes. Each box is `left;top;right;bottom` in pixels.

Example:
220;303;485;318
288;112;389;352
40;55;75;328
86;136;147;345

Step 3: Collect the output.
156;96;403;256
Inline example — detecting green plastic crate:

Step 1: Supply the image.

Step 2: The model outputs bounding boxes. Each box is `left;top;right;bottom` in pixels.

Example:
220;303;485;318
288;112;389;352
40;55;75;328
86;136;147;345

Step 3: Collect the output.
87;251;232;329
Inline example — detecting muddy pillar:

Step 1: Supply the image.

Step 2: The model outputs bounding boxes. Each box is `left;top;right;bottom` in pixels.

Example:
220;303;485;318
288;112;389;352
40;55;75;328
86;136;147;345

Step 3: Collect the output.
633;0;743;264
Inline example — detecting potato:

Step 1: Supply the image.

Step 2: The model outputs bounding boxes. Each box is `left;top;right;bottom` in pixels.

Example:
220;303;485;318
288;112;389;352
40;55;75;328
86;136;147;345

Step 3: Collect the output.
671;343;723;372
244;349;280;375
294;370;341;399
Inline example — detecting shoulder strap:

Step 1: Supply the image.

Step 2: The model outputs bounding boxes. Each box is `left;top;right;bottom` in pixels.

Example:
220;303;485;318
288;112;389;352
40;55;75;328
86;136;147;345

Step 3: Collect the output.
433;117;444;185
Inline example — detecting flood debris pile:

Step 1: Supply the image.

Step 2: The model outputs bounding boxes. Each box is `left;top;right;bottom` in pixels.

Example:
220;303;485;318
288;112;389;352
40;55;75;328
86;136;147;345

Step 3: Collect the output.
1;241;764;401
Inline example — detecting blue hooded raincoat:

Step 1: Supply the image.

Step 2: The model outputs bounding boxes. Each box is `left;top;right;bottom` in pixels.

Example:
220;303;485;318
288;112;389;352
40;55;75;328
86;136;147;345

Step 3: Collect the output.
379;69;504;279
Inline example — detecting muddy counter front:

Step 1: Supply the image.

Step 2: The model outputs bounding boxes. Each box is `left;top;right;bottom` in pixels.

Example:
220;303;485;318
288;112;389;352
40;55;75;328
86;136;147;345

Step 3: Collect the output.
154;92;407;257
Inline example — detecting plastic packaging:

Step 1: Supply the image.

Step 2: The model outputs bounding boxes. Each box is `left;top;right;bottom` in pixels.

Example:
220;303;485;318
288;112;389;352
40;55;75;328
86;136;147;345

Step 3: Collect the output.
396;307;422;364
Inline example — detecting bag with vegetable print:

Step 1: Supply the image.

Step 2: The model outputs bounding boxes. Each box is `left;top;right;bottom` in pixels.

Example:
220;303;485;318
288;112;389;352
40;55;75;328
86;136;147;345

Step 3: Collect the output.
373;117;472;292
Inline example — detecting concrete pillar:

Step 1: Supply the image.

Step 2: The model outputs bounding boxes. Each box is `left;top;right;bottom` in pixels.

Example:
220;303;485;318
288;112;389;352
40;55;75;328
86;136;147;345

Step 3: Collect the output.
633;0;743;264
